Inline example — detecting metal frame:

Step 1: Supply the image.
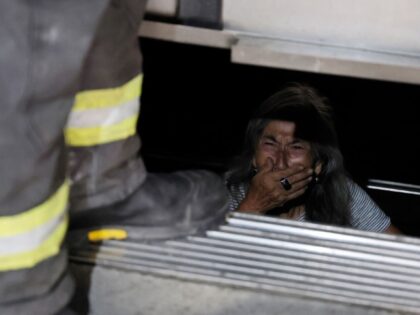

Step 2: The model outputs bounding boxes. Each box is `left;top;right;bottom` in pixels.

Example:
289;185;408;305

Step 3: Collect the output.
70;212;420;314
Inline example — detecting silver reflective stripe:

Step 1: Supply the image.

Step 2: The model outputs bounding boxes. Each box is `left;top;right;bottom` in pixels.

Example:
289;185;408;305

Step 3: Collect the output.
66;98;139;128
0;212;66;255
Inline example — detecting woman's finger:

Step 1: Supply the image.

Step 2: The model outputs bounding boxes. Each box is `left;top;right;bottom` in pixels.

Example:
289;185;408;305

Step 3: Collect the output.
282;186;307;203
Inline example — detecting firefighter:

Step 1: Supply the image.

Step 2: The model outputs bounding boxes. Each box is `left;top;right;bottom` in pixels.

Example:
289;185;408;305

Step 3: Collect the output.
0;0;229;314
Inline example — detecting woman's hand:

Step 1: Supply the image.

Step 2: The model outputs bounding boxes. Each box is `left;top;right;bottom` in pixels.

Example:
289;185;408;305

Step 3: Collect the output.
237;158;313;214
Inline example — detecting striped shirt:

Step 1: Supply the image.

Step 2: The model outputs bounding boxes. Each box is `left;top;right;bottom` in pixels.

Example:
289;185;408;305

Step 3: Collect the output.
228;180;391;232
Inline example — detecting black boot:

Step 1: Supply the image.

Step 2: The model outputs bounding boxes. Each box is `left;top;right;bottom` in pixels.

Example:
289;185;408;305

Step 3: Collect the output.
69;170;230;241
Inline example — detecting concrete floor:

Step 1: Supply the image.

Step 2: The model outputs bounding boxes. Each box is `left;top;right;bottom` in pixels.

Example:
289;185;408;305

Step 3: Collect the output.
69;263;399;315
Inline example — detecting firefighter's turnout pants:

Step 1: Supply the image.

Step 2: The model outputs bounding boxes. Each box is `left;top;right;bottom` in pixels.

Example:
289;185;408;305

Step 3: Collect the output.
0;0;148;313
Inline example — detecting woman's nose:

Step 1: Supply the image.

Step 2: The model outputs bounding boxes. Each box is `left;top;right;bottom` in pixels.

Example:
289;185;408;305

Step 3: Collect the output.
274;150;288;170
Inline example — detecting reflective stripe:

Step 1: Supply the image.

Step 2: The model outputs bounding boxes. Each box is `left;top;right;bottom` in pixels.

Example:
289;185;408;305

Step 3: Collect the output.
0;182;69;237
0;213;65;255
67;98;139;128
65;74;142;147
0;215;68;271
0;182;69;271
65;115;138;147
72;74;143;111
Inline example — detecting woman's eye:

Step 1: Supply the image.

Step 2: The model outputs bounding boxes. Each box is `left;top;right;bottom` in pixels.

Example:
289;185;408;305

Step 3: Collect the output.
289;144;308;152
264;142;274;146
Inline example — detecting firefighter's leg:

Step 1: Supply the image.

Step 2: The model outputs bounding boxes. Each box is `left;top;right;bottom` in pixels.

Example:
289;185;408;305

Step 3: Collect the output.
0;1;108;313
67;0;229;240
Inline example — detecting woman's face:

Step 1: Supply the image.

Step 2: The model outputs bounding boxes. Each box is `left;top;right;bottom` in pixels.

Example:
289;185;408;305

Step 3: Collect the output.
253;120;317;172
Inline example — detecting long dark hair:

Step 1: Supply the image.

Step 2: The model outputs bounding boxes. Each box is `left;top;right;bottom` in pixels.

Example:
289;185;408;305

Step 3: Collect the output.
227;83;351;226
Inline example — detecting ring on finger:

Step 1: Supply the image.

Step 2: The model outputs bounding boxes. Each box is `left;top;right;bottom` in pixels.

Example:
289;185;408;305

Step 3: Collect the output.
280;177;292;191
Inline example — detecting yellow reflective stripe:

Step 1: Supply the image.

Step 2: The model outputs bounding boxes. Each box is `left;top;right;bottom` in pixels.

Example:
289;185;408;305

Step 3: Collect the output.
0;182;69;237
73;74;143;111
0;215;68;271
65;74;143;146
65;115;138;147
67;98;139;129
88;229;128;242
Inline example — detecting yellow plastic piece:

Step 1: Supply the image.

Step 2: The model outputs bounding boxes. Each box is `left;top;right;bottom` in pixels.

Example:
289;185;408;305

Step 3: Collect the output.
88;229;128;242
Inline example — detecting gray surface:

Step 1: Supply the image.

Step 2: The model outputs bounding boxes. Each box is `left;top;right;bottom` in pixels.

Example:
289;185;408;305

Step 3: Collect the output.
231;36;420;85
146;0;177;17
223;0;420;56
70;263;398;315
139;21;236;48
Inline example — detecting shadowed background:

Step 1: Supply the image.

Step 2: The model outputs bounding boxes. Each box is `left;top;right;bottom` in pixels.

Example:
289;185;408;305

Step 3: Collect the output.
138;38;420;236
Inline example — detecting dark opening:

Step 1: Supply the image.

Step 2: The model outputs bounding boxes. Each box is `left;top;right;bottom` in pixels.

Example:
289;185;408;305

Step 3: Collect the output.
138;38;420;236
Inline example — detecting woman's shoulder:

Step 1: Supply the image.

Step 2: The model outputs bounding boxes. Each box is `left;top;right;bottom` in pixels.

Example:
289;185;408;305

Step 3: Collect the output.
346;178;391;232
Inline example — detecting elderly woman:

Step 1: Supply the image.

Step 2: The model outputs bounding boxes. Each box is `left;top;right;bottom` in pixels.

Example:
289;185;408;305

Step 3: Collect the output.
227;83;398;233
